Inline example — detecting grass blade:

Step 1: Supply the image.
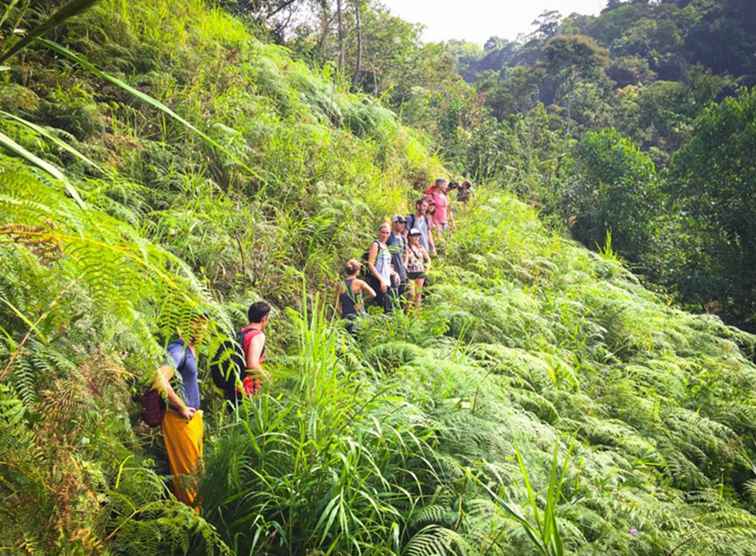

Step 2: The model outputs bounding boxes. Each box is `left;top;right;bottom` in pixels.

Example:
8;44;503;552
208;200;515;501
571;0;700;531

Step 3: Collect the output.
0;0;101;63
39;39;262;181
1;110;107;175
515;448;544;537
0;129;84;206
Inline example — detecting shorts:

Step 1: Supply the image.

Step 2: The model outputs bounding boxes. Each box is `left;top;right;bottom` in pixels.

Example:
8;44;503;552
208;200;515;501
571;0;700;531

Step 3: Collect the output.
408;271;426;280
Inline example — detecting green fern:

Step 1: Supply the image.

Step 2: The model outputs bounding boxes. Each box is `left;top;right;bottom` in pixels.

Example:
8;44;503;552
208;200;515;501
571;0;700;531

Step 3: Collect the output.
403;525;467;556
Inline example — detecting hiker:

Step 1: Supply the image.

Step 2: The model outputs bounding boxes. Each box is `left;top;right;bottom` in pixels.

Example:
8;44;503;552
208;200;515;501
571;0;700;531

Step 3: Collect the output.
427;200;437;229
457;180;472;204
366;222;399;313
406;228;431;310
427;178;453;231
240;301;272;397
406;198;436;257
152;313;209;508
335;259;376;333
387;215;409;301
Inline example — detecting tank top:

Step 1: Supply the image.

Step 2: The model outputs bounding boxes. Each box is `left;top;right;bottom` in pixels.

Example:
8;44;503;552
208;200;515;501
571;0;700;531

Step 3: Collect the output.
410;214;431;252
373;240;392;283
339;278;363;318
241;327;266;364
430;190;448;226
406;245;426;274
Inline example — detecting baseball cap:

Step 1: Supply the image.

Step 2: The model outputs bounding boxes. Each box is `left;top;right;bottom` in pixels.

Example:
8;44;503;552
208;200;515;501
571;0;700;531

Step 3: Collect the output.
392;215;406;223
409;227;422;235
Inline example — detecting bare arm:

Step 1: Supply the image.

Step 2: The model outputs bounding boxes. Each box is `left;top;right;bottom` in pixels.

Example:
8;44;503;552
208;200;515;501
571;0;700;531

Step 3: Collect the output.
422;246;431;270
152;365;194;420
367;242;382;282
358;279;376;299
245;333;264;371
245;332;269;380
427;219;436;255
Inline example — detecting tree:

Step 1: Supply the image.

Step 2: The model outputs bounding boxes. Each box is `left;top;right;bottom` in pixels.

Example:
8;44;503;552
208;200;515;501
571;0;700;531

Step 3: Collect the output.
219;0;304;40
530;10;562;40
669;88;756;326
353;0;363;84
475;66;543;120
336;0;345;70
565;128;658;261
543;35;609;127
544;34;609;80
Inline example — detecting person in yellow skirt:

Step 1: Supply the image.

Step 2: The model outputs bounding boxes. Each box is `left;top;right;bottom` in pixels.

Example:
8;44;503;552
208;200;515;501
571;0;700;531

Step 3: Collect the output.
153;314;208;508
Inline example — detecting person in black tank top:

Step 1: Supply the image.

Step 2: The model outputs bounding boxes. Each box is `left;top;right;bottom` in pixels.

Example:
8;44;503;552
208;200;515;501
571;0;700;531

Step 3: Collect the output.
335;259;376;333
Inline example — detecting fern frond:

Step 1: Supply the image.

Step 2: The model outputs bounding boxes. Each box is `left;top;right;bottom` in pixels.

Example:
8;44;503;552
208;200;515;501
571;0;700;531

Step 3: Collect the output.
403;525;467;556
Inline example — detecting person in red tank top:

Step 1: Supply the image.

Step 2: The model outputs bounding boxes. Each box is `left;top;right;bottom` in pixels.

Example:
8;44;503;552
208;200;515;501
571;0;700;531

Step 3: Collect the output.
240;301;272;396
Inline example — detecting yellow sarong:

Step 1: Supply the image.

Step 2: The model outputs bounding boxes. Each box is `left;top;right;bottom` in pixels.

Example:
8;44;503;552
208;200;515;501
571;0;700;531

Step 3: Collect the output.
162;409;204;507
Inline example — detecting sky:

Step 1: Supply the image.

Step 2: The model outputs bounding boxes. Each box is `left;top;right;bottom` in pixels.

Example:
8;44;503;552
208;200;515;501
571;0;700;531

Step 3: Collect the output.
381;0;608;45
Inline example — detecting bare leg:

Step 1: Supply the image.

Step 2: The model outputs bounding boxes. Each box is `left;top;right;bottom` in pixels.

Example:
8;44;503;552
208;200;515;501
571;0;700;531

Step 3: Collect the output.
414;278;425;311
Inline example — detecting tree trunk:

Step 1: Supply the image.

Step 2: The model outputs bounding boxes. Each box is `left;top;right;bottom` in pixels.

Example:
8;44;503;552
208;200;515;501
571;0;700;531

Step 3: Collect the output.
336;0;345;71
353;0;363;86
317;0;331;61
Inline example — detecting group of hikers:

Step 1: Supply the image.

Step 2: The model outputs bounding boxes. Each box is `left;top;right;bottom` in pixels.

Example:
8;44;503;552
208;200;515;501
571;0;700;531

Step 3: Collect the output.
337;178;471;323
146;177;471;508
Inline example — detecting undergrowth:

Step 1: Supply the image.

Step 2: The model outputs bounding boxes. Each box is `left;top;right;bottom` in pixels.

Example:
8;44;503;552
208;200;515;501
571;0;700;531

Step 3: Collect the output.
0;1;754;554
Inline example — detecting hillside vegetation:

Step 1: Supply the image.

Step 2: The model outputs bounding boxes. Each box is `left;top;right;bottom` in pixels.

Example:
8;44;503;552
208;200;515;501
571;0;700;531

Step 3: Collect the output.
1;1;755;555
439;0;756;329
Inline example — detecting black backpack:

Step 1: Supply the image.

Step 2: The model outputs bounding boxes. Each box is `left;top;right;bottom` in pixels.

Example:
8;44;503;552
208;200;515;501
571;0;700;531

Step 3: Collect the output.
360;240;380;281
210;331;246;404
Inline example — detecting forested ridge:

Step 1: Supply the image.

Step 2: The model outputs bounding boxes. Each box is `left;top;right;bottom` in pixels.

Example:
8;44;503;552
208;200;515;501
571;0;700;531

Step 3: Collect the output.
1;1;755;555
443;0;756;330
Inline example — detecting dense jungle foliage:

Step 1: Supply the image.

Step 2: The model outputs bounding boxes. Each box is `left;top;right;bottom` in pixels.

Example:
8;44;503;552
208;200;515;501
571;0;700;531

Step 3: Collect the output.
441;0;756;330
1;0;755;555
243;0;756;329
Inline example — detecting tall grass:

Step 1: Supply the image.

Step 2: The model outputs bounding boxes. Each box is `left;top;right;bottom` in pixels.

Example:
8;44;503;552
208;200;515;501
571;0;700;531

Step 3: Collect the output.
202;294;446;555
1;1;755;554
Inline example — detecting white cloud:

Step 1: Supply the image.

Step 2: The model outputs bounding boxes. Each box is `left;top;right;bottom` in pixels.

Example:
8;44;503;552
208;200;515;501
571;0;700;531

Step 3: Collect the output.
381;0;607;44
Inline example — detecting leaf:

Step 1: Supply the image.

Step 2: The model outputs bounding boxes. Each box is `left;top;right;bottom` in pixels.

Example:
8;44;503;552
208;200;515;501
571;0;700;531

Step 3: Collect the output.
0;129;84;206
39;39;263;181
1;110;107;175
515;448;544;536
0;296;47;342
0;0;101;63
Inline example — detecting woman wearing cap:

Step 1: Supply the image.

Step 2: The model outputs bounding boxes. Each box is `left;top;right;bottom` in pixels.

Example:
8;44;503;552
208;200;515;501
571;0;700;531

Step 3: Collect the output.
335;259;376;333
406;227;431;311
367;222;399;313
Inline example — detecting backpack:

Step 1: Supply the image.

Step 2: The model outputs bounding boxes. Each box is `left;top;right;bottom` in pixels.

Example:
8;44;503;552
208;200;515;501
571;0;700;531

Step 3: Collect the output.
360;240;380;281
210;331;247;404
141;345;187;427
406;213;416;231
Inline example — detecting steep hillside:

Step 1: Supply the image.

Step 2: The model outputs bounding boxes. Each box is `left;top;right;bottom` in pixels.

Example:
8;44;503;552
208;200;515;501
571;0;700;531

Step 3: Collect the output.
1;1;755;555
